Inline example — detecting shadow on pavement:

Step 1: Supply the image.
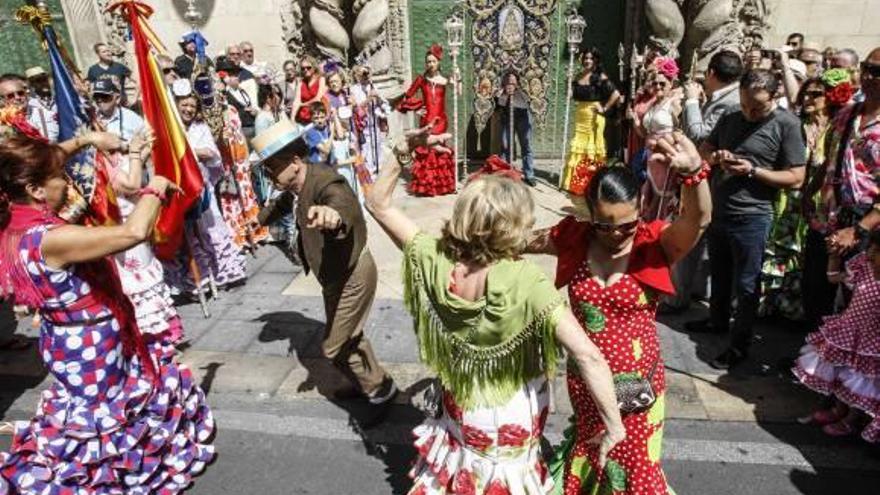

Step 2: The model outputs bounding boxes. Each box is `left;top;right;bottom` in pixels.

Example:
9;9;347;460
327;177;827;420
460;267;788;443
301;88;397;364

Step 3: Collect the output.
0;300;45;420
255;310;428;493
661;306;880;493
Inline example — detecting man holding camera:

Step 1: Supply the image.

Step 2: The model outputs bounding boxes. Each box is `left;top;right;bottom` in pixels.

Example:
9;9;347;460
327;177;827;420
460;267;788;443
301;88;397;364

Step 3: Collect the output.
497;71;536;187
687;69;806;371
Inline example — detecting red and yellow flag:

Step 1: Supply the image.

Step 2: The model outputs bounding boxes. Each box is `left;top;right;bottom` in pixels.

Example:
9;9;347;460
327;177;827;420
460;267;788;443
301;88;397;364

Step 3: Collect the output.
109;1;204;260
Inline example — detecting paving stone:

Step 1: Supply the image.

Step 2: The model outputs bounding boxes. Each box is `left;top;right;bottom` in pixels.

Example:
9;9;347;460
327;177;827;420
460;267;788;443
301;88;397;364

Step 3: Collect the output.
178;350;297;395
692;373;817;422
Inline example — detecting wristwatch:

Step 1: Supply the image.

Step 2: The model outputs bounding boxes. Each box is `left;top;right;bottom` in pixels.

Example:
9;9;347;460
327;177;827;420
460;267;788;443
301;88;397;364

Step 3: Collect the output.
747;164;757;178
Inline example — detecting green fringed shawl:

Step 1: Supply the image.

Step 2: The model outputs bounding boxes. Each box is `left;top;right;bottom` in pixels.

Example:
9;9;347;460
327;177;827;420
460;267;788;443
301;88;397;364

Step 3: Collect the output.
402;232;565;409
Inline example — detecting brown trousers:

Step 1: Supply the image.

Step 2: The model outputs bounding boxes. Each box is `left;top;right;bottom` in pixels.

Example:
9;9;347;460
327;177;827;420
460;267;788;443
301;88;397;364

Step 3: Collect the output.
321;249;387;394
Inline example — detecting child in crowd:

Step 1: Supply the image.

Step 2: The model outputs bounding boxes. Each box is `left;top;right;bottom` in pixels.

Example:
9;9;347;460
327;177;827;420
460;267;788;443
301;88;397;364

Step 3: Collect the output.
330;106;363;203
304;101;332;165
793;230;880;442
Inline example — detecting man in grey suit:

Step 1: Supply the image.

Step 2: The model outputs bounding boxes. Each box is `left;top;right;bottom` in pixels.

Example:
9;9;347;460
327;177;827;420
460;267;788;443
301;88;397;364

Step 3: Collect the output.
662;50;744;314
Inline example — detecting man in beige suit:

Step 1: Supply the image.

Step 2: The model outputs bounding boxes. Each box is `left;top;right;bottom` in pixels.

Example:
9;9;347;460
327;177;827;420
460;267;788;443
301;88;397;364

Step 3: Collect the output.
253;120;397;416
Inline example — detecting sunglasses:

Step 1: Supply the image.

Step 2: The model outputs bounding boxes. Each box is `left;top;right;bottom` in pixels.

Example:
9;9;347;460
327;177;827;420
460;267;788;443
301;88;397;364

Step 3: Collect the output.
162;67;177;75
1;90;27;100
805;90;825;98
861;63;880;78
301;65;313;71
93;94;114;102
591;219;640;234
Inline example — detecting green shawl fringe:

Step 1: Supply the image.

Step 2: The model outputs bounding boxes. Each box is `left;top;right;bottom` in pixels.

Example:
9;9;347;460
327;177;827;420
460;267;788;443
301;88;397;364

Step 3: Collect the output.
403;240;564;409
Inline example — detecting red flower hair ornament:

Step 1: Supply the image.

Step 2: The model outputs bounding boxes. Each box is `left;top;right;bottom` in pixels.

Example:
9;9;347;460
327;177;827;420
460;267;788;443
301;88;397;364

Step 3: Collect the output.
653;56;680;80
428;43;444;61
827;82;855;107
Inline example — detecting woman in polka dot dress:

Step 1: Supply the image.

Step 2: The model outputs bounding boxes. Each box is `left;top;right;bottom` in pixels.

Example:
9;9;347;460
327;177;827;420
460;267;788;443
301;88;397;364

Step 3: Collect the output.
793;230;880;442
528;132;711;495
0;137;215;493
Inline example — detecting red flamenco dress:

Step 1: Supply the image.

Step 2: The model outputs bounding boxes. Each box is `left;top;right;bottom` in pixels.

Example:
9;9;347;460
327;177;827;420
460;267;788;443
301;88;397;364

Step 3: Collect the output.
398;75;456;196
549;217;676;495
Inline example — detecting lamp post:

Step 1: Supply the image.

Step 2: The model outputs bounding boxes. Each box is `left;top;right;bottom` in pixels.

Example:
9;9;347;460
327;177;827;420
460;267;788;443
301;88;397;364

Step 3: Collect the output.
557;8;586;189
184;0;203;29
445;8;465;187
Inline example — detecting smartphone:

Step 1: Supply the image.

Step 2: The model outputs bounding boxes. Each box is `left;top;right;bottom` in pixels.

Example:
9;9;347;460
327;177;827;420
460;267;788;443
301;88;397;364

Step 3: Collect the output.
760;49;780;60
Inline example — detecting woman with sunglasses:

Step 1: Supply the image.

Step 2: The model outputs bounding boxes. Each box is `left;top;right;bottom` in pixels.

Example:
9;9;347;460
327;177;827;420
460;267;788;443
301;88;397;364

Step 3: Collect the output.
292;55;327;125
638;58;684;222
529;132;711;495
560;47;621;198
759;75;843;323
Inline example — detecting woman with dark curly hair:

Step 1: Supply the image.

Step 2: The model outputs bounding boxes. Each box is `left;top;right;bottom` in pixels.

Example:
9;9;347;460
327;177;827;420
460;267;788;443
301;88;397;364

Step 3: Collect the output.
0;136;214;492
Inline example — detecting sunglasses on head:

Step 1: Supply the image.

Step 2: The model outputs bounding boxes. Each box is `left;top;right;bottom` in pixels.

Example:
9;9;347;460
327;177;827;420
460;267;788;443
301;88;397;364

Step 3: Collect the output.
1;90;26;100
591;219;640;234
861;63;880;78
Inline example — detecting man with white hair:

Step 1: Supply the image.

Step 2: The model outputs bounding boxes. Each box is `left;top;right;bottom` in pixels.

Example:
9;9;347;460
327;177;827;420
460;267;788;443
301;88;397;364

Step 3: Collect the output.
239;41;268;79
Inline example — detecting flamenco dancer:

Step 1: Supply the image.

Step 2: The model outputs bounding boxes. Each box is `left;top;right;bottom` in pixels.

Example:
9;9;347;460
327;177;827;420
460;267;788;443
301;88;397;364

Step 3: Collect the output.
107;125;185;347
530;132;711;495
0;136;215;492
398;44;457;197
164;90;248;294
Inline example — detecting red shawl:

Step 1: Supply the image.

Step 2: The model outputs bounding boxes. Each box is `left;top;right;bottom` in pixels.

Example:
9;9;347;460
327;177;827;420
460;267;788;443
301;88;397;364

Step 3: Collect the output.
550;216;675;295
0;203;157;381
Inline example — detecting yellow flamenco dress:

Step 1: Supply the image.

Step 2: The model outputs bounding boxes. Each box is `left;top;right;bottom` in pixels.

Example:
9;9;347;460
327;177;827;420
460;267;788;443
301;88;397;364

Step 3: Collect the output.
561;75;614;196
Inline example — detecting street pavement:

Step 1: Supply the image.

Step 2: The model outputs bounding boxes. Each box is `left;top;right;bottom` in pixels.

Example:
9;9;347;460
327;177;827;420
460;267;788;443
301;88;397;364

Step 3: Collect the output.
0;177;878;494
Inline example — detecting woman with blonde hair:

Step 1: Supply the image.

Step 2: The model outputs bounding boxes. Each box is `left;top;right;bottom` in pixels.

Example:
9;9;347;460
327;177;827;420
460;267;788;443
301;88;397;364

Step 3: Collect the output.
366;125;624;494
292;55;327;125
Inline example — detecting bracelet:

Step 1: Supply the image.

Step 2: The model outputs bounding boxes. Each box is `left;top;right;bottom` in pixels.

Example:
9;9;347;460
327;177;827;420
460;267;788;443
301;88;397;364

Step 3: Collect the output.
391;137;413;165
140;186;167;202
678;161;711;187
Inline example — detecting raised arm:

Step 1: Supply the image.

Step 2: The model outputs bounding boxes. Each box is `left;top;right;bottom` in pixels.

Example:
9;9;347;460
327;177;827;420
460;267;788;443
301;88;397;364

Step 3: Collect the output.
112;125;155;195
41;175;177;268
649;132;713;264
58;131;123;156
555;309;626;468
366;130;434;249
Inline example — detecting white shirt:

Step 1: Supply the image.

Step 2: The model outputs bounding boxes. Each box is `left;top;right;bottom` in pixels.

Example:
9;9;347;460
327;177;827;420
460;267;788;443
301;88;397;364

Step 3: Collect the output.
99;106;145;143
27;97;59;143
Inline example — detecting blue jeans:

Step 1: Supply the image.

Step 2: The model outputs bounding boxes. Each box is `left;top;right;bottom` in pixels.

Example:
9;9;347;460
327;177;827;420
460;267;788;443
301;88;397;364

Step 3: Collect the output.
501;112;534;180
708;214;772;352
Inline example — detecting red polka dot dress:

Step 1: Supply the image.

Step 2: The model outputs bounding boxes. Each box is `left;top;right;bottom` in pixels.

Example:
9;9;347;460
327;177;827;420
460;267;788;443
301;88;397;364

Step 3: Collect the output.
793;253;880;443
549;217;674;495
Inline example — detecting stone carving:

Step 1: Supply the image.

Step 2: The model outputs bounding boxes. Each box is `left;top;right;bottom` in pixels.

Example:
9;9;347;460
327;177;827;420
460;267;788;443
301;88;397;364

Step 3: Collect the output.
644;0;770;72
470;0;557;134
280;0;408;96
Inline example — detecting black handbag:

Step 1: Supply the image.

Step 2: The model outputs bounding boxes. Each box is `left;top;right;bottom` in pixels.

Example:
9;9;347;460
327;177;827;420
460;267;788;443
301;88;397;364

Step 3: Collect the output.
615;357;660;414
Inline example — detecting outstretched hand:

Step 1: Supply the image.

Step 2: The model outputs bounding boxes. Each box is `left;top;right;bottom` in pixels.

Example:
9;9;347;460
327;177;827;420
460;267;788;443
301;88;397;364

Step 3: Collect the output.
129;124;156;160
647;131;702;174
403;123;452;154
305;205;342;231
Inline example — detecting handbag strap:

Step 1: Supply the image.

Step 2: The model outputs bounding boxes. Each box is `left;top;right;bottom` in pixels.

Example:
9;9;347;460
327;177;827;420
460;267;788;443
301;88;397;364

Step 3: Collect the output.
645;355;661;382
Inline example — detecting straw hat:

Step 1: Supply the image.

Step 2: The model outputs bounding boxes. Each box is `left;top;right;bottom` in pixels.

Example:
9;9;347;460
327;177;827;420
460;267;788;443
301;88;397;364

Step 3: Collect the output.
251;119;305;162
24;66;47;80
